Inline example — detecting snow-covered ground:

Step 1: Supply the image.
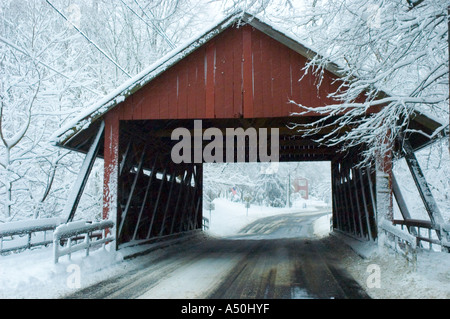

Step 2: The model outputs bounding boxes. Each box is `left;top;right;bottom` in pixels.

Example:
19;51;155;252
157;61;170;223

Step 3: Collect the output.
339;234;450;299
0;197;448;299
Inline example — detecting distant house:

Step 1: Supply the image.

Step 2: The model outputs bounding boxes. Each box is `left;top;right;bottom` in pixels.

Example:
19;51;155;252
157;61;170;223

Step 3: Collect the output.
293;177;308;200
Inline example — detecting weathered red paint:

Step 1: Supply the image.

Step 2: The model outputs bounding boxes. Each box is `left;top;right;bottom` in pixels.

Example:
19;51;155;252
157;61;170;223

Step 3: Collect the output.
103;108;120;221
103;24;380;221
113;25;357;122
242;25;254;118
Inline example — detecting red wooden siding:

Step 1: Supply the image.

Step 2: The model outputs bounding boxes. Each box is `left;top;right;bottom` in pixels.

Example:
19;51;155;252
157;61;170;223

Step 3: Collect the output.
103;108;120;220
116;25;349;121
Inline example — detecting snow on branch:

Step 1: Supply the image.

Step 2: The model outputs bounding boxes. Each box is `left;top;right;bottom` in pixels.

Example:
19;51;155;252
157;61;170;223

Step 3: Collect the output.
285;0;449;164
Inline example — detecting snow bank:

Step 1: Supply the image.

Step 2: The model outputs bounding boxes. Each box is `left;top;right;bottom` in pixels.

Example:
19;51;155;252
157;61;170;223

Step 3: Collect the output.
339;234;450;299
313;214;332;238
0;242;119;298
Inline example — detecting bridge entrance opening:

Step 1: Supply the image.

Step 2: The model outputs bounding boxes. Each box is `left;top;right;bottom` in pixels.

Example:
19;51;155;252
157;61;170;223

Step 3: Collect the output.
203;162;332;240
109;117;347;248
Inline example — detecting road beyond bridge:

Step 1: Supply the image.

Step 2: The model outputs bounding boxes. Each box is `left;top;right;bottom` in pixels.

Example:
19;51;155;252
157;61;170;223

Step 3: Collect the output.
65;210;370;299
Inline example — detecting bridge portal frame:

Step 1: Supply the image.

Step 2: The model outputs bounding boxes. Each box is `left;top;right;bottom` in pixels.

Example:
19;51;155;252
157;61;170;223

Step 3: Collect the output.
55;12;446;250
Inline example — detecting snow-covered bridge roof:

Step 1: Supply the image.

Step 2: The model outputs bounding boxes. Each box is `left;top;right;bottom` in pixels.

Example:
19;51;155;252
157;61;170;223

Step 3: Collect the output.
51;11;347;147
52;11;446;153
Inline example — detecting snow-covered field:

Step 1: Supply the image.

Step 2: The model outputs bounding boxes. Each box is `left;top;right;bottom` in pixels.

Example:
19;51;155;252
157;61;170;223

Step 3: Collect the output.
0;197;448;299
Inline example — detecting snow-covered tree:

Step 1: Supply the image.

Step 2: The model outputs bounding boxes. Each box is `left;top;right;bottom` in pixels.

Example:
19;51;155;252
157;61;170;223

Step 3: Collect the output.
221;0;448;163
285;0;449;163
0;0;211;222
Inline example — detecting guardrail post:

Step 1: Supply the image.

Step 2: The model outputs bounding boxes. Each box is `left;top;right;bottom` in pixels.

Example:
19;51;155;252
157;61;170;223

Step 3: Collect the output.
53;237;58;264
86;233;90;257
53;220;115;264
68;238;72;260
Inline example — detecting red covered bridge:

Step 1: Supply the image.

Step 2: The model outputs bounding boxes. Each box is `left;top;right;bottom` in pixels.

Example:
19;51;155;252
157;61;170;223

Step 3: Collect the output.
54;12;447;250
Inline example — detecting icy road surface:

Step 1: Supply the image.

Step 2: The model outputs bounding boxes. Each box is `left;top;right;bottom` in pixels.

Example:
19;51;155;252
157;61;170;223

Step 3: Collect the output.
64;210;369;299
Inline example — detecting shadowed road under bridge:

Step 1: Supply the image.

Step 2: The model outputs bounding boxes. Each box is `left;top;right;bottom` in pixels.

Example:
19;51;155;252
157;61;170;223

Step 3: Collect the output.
65;211;369;299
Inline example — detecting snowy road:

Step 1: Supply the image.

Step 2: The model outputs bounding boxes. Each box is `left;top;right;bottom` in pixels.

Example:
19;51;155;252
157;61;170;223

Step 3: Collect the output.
64;210;369;299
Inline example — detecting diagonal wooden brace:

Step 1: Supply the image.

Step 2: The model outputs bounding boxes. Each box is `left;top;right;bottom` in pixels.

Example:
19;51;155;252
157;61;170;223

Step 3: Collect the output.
64;121;105;223
401;139;444;238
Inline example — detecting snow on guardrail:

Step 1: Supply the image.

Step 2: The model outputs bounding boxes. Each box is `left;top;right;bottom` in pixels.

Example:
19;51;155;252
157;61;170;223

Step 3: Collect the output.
379;219;417;249
53;220;115;263
379;219;417;265
0;218;63;254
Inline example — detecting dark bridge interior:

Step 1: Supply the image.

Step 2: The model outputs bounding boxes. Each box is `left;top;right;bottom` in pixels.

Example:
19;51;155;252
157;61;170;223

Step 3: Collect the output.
106;117;377;248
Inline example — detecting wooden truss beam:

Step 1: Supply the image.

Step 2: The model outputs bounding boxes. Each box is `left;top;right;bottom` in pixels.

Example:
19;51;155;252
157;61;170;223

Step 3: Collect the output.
358;168;374;241
118;143;147;239
402;139;445;229
132;154;159;241
64;120;105;222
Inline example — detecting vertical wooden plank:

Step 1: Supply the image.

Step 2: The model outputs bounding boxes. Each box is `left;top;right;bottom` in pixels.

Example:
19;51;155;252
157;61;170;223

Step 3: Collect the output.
177;61;188;119
271;40;282;117
136;83;151;119
337;174;349;233
331;162;338;230
117;101;126;121
135;90;148;120
205;42;216;118
159;74;169;119
151;80;160;120
289;50;302;115
195;47;207;118
260;32;272;117
167;68;179;119
223;31;235;118
214;33;226;119
252;28;263;118
306;59;318;110
187;54;197;119
242;25;254;118
232;27;243;118
120;96;133;120
103;109;120;224
333;165;343;231
279;44;292;116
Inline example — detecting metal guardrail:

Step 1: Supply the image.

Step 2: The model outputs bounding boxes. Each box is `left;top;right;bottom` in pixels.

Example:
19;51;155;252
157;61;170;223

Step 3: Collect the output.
53;220;115;263
202;217;209;230
0;218;62;254
379;219;417;265
392;219;450;251
380;219;450;266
